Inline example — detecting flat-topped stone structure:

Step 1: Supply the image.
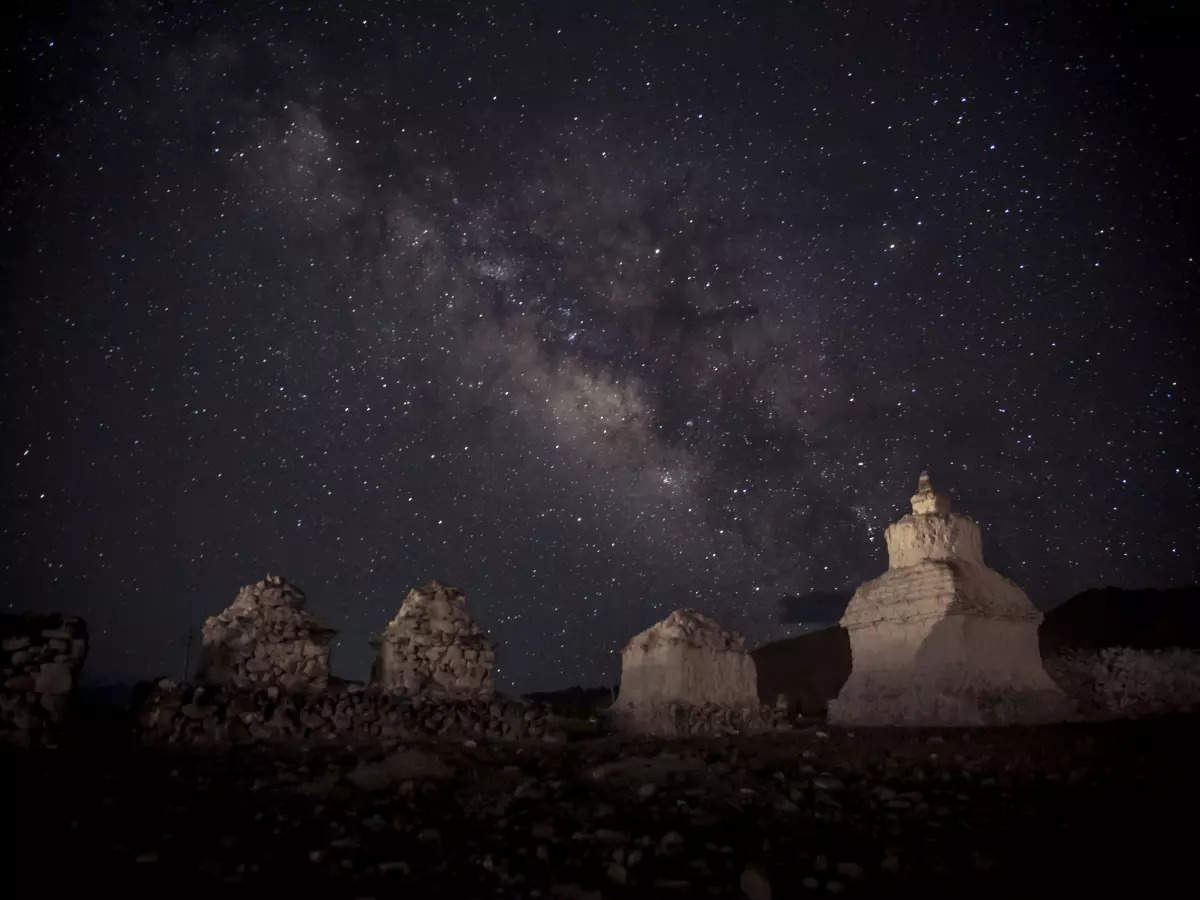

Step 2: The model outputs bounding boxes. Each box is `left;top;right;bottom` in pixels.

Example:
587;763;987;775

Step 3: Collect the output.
611;608;761;735
828;472;1071;726
370;581;496;700
197;575;336;692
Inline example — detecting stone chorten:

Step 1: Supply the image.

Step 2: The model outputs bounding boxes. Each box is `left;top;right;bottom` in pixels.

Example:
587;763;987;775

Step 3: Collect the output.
197;575;336;692
828;472;1071;726
612;609;759;733
370;581;496;700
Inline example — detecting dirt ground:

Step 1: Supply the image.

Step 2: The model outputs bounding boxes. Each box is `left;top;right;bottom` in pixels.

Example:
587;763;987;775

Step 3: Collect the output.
6;714;1197;897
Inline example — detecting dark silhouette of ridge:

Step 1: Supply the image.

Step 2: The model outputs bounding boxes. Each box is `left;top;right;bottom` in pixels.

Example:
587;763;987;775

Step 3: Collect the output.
1039;585;1200;655
752;626;850;716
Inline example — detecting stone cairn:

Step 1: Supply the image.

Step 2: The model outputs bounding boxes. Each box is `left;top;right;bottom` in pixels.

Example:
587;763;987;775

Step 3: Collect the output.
197;574;336;692
370;580;496;700
611;608;781;736
828;472;1072;726
1;613;88;746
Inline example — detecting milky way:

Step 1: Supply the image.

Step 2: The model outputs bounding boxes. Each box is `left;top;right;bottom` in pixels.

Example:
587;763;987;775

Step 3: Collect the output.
3;2;1196;691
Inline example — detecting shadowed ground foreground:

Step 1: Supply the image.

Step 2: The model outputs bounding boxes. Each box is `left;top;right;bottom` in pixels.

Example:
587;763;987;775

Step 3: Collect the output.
7;715;1196;897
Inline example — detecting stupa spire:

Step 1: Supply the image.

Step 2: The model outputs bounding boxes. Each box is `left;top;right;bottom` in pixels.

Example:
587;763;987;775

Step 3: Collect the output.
910;469;951;515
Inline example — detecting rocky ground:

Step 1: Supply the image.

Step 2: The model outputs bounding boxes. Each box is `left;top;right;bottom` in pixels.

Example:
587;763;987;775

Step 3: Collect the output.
7;714;1196;897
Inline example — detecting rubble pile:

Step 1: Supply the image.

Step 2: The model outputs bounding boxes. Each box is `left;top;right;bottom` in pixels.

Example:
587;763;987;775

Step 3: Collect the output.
1045;647;1200;718
197;575;336;692
137;679;560;745
371;581;496;700
0;613;88;746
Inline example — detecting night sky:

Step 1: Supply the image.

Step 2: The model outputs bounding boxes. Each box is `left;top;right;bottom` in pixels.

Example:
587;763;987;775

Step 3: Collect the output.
3;2;1196;693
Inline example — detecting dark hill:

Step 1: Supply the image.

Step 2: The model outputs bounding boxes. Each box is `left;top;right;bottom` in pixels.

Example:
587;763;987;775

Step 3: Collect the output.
1039;586;1200;655
752;626;849;716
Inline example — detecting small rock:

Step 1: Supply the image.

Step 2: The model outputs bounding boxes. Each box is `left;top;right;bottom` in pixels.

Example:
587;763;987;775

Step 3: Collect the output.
740;864;772;900
135;852;159;864
835;862;863;880
607;862;628;885
637;782;657;798
550;885;602;900
827;880;845;894
595;829;630;844
659;830;685;854
802;877;820;890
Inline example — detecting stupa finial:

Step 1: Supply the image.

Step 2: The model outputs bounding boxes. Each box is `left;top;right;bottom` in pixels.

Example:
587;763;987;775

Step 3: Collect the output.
910;470;950;515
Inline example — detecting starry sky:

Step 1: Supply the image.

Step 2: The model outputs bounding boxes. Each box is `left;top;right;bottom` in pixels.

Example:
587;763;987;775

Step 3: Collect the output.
3;1;1197;693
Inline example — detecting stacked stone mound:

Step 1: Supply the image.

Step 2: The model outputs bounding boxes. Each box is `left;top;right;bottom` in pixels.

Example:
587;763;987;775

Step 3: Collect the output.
611;609;765;736
198;575;335;692
0;613;88;745
1045;647;1200;719
829;472;1072;726
137;679;560;745
371;581;496;700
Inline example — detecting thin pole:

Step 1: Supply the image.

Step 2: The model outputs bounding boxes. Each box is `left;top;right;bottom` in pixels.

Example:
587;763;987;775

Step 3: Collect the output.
182;629;194;681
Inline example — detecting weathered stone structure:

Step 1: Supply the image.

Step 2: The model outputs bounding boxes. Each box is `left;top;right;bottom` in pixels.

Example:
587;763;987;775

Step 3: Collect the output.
829;472;1071;726
611;608;763;735
0;613;88;745
197;575;335;692
370;580;496;700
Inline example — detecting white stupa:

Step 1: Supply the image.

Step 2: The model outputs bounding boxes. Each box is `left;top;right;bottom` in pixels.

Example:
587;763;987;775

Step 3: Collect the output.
828;472;1071;726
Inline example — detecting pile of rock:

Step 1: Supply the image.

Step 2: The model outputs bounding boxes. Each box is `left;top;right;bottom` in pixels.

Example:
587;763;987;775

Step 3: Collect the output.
371;581;496;700
1045;647;1200;719
610;609;771;736
829;472;1072;726
197;575;336;692
0;613;88;745
136;679;560;745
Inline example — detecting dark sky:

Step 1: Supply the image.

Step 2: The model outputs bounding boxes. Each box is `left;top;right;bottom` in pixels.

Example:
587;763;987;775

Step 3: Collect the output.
2;1;1197;692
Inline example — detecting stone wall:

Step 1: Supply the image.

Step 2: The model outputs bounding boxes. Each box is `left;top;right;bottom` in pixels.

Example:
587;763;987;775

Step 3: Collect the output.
607;700;797;737
371;581;496;700
1046;647;1200;718
1;613;88;746
198;575;335;692
137;679;561;746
